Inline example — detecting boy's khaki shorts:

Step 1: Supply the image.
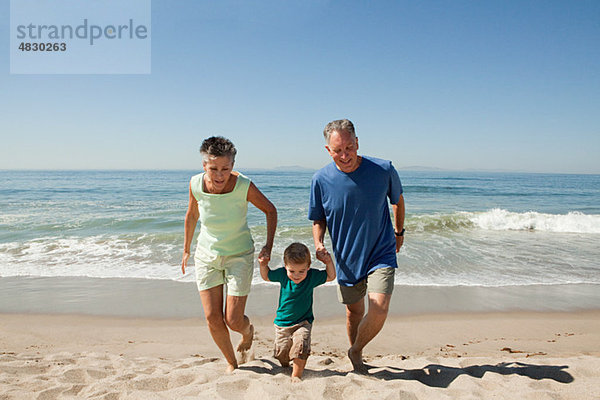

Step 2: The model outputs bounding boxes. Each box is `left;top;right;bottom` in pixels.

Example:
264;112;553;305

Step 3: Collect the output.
194;248;254;296
273;320;312;362
337;266;395;305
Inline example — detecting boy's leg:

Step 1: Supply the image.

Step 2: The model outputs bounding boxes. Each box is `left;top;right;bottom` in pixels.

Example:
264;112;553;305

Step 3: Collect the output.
289;322;312;380
274;325;293;367
291;358;306;382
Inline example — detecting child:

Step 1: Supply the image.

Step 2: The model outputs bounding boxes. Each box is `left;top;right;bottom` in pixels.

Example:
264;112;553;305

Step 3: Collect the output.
259;242;335;381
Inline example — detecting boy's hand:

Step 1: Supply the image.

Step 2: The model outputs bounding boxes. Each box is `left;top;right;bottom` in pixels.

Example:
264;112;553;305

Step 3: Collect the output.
258;256;269;268
258;246;271;281
315;246;331;264
319;251;333;266
258;245;271;265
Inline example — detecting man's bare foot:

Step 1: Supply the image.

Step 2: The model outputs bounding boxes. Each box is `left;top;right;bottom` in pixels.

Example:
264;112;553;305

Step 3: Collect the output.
225;363;237;374
291;376;302;383
348;347;368;374
280;361;290;368
236;324;254;352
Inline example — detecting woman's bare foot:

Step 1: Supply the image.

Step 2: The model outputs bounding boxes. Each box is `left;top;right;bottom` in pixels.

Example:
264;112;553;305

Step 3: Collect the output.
291;376;302;383
348;347;369;374
225;363;237;374
237;324;254;352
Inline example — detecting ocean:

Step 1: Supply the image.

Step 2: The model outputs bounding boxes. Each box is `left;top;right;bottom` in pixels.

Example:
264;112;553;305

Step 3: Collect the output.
1;169;599;293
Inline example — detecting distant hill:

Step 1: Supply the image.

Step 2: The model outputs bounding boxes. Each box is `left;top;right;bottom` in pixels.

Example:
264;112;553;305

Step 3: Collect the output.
274;165;316;172
397;166;446;171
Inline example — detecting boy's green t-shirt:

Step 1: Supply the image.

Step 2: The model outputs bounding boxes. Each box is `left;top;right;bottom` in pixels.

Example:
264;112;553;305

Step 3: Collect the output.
268;268;328;327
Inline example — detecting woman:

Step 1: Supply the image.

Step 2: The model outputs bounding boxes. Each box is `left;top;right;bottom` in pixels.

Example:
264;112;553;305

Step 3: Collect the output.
182;136;277;372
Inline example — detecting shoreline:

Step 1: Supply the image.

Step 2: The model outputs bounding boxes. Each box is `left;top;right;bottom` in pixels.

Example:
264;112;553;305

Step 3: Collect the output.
1;276;600;318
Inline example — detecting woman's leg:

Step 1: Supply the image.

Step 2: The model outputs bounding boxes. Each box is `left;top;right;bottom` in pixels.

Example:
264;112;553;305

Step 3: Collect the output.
199;285;238;372
224;294;254;352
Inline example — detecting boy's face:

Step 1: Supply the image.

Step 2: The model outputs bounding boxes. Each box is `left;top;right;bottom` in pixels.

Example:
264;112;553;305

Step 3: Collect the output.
285;261;309;284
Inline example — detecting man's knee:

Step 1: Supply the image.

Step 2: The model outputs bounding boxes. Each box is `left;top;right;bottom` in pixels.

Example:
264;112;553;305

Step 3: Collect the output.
346;299;365;320
368;293;391;316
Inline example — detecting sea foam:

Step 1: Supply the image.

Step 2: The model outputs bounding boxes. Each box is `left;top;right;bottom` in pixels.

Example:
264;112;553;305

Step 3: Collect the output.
468;209;600;233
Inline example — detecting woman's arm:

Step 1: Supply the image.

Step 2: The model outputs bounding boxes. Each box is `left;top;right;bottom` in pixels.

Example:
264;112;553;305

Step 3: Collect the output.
247;182;277;263
182;183;199;274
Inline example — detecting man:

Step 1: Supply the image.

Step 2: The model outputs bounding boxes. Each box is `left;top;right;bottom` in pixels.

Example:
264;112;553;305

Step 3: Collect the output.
309;119;405;374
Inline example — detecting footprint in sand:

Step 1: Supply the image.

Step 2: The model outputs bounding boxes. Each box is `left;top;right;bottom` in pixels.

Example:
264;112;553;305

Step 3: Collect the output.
62;384;85;396
86;369;111;379
61;368;88;384
129;376;169;392
217;378;250;398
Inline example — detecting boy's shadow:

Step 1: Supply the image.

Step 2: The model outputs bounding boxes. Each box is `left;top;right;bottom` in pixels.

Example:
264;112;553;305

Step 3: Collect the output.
240;359;574;388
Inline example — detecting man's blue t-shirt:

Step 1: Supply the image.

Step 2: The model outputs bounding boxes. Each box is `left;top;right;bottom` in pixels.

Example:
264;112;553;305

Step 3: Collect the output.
308;156;403;286
268;268;328;327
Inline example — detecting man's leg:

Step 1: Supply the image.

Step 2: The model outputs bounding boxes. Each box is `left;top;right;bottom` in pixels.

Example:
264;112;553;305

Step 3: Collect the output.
345;298;365;346
199;285;238;372
224;294;254;353
347;292;391;374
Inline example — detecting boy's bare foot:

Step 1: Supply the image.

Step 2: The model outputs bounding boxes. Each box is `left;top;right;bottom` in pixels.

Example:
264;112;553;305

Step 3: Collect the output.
348;347;368;375
291;376;302;383
237;324;254;352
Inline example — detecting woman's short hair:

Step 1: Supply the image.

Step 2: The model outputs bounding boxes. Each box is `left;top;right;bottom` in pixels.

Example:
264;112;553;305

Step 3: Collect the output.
200;136;237;162
283;242;311;267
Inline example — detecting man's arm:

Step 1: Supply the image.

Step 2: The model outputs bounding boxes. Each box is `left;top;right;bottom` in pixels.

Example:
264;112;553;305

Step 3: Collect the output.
312;219;331;263
391;194;405;253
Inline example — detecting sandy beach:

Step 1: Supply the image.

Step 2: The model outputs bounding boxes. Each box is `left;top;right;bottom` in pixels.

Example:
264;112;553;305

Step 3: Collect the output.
2;309;599;399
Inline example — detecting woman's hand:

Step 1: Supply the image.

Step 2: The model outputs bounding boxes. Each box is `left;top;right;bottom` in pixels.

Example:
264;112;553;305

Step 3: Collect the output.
257;245;271;265
181;252;190;275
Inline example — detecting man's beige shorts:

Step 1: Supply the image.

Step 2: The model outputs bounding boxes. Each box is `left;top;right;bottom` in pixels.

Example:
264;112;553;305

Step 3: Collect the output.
194;248;254;296
273;320;312;362
337;266;395;305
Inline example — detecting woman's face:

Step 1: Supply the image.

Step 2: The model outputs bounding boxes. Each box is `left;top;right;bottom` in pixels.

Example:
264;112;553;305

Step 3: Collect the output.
203;156;234;193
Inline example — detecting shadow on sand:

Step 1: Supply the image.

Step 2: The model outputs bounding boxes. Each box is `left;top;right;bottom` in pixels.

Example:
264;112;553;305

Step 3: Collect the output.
241;359;574;388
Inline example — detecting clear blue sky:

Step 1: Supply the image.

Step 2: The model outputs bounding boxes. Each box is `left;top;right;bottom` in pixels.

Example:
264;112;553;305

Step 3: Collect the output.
1;0;599;173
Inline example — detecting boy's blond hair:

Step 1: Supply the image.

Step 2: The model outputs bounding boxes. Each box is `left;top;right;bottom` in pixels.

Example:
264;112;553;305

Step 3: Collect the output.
283;242;311;266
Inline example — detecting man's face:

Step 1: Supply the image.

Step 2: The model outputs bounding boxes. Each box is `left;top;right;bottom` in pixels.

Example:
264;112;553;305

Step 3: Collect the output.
325;129;360;173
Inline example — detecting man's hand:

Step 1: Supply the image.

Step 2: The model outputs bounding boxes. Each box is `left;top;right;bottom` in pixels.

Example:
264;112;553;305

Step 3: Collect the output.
315;246;331;264
395;236;404;253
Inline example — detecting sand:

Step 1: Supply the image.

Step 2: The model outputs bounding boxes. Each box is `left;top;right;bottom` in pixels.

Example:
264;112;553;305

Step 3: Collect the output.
1;311;599;399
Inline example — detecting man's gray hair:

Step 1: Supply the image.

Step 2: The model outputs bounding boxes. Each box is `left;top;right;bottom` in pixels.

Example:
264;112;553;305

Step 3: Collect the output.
199;136;237;162
323;119;356;142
